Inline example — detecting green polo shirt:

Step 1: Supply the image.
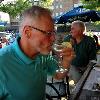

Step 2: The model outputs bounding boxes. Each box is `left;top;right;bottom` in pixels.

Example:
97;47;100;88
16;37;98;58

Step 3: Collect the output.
64;35;96;67
0;37;58;100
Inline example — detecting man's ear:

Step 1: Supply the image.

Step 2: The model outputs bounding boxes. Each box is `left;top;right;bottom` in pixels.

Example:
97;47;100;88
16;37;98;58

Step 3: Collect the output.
26;31;31;38
24;26;32;38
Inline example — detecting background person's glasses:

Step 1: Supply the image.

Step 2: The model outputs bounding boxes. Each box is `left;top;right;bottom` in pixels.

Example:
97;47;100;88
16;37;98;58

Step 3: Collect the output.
28;26;56;36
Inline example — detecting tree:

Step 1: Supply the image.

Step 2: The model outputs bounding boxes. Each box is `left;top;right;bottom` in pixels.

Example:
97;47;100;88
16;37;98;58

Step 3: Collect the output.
0;0;53;19
81;0;100;11
40;0;53;8
81;0;100;30
0;26;6;31
0;0;31;19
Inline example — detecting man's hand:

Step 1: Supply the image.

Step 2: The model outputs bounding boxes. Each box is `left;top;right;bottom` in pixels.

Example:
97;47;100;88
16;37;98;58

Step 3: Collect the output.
54;47;75;80
60;47;75;69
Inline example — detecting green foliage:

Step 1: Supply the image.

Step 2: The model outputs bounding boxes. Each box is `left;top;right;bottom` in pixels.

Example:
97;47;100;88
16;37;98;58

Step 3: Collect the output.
81;0;100;11
0;0;53;19
81;0;100;32
93;21;100;29
0;26;6;31
0;0;31;18
40;0;53;8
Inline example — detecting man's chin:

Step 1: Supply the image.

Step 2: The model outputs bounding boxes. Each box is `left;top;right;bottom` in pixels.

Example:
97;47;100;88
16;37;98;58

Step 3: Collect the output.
40;51;50;55
39;47;52;55
72;34;78;38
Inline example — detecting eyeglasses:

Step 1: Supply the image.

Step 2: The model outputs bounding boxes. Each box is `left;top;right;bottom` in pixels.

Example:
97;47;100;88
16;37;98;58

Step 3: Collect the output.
28;26;56;36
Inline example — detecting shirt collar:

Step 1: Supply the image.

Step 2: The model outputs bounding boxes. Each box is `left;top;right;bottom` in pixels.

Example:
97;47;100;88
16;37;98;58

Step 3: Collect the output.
12;37;40;64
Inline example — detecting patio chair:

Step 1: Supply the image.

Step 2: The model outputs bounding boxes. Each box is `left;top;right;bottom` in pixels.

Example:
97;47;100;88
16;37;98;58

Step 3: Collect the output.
46;76;70;100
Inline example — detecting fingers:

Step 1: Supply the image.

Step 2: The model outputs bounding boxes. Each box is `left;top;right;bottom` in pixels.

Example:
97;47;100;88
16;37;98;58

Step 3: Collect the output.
60;47;74;56
63;55;73;64
60;47;75;63
61;47;73;52
71;51;76;58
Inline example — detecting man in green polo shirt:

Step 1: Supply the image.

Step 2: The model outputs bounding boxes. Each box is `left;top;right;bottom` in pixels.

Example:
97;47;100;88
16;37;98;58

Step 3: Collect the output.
0;6;74;100
64;21;96;84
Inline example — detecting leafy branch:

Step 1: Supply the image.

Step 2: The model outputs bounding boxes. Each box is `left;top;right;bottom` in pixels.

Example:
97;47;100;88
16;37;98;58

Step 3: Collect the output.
81;0;100;11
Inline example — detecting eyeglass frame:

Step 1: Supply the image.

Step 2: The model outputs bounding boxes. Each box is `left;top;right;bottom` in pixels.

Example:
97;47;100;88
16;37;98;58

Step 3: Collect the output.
28;26;56;36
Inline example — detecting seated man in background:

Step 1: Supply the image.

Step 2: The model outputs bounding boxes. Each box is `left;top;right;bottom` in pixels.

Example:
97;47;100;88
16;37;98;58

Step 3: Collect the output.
64;20;96;84
0;6;74;100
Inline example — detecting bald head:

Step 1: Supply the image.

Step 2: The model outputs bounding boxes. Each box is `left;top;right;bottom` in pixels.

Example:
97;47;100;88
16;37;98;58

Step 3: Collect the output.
19;6;52;34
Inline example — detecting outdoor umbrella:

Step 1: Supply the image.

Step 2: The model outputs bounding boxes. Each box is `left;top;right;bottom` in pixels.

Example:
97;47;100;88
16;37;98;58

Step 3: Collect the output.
54;6;100;24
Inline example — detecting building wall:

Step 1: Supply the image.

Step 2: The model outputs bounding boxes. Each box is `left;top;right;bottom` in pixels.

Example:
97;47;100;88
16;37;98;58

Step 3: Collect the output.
52;0;80;17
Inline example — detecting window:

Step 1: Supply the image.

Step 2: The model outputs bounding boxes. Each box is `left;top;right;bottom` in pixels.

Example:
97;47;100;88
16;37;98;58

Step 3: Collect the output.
56;13;59;16
60;5;62;8
56;5;59;9
52;13;55;17
51;6;54;9
60;12;63;15
74;4;78;7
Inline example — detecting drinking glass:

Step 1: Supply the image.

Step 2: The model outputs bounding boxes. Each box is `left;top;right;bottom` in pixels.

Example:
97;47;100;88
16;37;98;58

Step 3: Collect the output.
53;34;72;73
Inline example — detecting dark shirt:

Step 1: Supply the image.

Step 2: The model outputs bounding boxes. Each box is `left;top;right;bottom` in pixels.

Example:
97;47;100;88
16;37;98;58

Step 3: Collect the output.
64;35;96;68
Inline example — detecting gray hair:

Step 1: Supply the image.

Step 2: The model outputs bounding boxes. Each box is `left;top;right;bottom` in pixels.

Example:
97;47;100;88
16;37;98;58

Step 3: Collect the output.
72;20;86;32
19;6;52;34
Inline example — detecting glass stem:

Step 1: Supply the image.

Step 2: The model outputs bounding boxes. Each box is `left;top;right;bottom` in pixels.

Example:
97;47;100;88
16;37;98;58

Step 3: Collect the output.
58;55;63;67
